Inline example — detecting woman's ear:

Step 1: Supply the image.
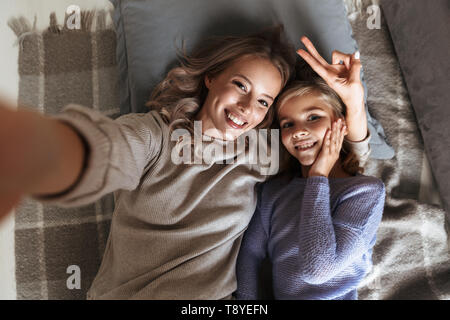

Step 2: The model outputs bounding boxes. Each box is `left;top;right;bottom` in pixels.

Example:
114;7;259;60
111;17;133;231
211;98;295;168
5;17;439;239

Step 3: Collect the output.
204;75;212;89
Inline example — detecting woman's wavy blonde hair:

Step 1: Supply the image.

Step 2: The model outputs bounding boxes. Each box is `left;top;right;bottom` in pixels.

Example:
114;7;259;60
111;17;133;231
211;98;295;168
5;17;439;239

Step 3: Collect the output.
274;65;364;177
145;25;296;139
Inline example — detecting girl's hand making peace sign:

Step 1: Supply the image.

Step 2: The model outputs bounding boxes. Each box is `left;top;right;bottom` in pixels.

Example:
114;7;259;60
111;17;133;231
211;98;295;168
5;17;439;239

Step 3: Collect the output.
297;36;368;142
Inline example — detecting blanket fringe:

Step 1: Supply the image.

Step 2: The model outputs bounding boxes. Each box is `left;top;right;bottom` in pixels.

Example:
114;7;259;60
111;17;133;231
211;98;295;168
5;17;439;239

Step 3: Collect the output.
62;10;96;32
7;16;38;50
7;10;115;50
343;0;363;15
7;9;113;36
48;12;61;33
7;16;36;37
343;0;381;16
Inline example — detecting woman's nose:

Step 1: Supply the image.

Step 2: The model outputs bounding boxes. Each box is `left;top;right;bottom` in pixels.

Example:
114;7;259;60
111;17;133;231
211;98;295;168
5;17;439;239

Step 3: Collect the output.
237;97;252;114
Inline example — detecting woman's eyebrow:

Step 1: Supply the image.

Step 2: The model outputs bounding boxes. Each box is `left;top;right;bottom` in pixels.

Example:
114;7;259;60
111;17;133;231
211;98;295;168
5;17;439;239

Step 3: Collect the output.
234;74;274;101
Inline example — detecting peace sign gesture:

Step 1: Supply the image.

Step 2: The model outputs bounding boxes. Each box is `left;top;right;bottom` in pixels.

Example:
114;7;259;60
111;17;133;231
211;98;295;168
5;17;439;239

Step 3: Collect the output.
297;36;367;142
297;36;364;114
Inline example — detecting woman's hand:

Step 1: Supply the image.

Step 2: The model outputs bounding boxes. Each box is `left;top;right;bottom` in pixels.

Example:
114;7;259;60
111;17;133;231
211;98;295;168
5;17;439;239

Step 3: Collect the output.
0;100;87;222
297;36;368;142
308;119;346;178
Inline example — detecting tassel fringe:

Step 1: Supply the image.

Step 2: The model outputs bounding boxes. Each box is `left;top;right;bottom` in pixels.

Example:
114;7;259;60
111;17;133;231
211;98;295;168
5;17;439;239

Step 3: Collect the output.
8;9;114;39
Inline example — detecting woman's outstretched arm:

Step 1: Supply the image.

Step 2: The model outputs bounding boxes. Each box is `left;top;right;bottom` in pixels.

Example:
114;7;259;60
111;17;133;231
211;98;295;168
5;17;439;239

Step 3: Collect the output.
1;99;164;220
0;101;86;219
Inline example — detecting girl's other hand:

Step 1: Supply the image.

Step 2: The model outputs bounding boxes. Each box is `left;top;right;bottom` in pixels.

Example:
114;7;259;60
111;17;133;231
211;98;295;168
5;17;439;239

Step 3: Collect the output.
296;36;364;116
308;119;346;178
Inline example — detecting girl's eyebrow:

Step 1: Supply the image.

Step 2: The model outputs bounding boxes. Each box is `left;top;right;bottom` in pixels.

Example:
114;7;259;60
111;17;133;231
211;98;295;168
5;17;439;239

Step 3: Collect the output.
303;106;326;112
234;74;274;101
278;106;325;122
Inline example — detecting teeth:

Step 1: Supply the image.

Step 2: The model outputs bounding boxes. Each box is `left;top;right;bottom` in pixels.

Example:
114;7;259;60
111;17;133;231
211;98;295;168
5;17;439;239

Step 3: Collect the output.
227;112;245;126
296;142;315;149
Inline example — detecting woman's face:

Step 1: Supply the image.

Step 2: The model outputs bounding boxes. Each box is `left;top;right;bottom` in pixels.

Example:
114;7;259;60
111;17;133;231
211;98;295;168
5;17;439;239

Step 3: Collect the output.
197;55;283;140
278;92;337;167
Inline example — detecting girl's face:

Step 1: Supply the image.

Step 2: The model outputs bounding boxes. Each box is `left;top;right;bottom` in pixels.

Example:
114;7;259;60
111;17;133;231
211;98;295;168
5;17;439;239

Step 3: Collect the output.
278;92;338;167
197;55;283;140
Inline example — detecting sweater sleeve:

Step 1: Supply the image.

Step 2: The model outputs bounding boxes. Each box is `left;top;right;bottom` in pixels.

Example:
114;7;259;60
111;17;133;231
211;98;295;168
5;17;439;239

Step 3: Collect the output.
297;176;385;285
235;186;269;300
31;104;164;207
345;129;371;167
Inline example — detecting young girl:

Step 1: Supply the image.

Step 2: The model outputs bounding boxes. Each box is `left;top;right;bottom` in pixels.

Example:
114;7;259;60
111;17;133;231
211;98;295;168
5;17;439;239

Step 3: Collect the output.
0;29;371;299
234;70;385;299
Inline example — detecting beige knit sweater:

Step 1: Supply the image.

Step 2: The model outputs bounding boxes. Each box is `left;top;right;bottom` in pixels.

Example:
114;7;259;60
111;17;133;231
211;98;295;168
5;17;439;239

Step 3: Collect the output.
33;104;370;299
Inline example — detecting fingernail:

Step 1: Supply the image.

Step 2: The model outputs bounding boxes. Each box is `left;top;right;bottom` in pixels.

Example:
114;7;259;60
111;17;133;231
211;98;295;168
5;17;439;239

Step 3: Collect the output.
355;51;360;59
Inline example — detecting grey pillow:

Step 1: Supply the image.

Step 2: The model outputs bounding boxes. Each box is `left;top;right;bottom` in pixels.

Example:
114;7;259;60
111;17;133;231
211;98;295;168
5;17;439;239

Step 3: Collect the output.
109;0;395;159
381;0;450;216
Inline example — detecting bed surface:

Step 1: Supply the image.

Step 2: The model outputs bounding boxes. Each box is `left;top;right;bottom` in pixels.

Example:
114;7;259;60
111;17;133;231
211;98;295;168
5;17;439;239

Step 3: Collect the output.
1;0;449;299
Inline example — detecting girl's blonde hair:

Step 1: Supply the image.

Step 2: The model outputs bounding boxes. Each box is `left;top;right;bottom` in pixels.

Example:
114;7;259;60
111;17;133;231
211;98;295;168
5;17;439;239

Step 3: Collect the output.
145;25;296;139
274;76;364;177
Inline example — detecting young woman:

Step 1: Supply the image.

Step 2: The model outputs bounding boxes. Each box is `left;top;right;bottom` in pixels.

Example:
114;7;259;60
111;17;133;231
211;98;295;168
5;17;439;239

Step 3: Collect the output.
234;50;385;300
0;29;371;299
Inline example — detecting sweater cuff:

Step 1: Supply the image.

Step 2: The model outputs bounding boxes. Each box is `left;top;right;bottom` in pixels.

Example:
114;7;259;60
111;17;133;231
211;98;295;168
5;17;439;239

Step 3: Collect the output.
31;104;111;207
345;129;371;165
306;176;329;185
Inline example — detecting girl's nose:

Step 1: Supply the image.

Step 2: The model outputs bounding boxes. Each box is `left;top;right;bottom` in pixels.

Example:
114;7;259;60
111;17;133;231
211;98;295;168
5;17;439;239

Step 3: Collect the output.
293;129;308;140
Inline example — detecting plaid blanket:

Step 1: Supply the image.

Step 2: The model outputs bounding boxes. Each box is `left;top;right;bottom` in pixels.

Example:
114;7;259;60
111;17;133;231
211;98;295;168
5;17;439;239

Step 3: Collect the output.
9;10;119;299
8;1;450;300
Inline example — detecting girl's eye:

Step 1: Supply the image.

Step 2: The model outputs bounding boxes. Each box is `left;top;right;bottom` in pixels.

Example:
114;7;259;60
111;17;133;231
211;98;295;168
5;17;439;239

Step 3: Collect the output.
308;115;321;121
233;80;246;92
281;122;293;129
259;100;269;108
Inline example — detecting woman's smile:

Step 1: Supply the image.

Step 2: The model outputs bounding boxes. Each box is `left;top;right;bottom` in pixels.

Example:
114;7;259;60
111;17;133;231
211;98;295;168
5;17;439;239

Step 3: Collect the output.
196;55;282;140
224;109;248;129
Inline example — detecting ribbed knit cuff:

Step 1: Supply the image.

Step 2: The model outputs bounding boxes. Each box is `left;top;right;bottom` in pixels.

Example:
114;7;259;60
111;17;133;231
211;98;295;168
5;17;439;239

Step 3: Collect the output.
31;104;112;207
345;129;371;165
306;176;329;185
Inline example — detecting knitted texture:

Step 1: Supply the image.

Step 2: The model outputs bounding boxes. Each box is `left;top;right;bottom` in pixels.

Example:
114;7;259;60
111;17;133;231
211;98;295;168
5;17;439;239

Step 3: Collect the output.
236;173;385;300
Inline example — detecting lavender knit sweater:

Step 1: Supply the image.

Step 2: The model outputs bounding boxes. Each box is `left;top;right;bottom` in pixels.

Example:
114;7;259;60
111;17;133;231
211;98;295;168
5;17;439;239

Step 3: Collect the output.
235;173;385;300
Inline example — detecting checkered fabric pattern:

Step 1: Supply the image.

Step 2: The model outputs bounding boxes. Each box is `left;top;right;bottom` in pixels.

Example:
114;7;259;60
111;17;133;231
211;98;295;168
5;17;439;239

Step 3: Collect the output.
9;10;119;299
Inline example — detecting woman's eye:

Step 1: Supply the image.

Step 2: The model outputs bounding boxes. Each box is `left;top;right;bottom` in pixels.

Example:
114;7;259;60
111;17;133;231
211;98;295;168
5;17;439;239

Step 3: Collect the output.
281;122;292;129
233;81;246;92
259;100;269;108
